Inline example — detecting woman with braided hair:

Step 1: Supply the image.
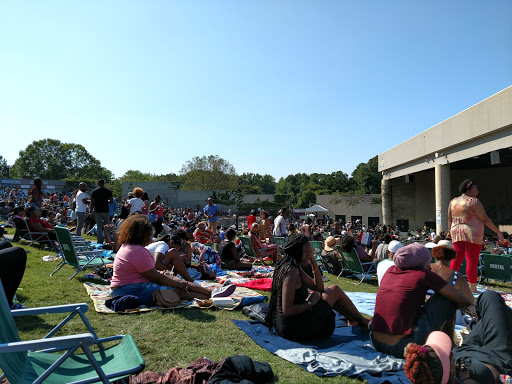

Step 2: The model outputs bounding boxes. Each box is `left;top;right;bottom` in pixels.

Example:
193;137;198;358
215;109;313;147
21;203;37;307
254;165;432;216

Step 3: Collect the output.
265;233;368;341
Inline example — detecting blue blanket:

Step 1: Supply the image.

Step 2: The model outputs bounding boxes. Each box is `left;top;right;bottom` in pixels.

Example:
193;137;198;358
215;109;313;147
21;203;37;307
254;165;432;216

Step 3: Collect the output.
233;313;410;383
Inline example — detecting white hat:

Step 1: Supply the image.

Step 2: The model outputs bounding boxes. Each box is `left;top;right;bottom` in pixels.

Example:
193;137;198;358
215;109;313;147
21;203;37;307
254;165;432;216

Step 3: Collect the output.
388;240;403;254
341;230;348;235
425;242;437;249
436;239;454;249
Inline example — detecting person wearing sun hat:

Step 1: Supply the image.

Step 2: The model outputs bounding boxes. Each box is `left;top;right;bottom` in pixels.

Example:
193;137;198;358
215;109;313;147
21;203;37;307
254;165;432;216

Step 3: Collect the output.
404;290;512;383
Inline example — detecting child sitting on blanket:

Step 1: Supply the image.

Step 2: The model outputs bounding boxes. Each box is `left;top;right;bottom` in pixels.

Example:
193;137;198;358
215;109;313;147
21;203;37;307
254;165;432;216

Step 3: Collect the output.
146;234;195;282
218;229;252;270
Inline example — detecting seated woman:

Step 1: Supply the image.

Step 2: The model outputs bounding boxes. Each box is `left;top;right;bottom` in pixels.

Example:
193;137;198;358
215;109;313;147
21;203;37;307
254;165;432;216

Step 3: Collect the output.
430;243;475;309
193;221;213;244
265;233;369;342
404;290;512;384
248;223;279;265
340;234;378;264
371;243;471;359
146;234;194;282
25;206;57;243
110;215;234;305
218;229;252;270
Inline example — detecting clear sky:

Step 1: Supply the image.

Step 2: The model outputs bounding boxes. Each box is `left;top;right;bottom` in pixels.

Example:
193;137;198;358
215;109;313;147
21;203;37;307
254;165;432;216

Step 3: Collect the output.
1;1;511;180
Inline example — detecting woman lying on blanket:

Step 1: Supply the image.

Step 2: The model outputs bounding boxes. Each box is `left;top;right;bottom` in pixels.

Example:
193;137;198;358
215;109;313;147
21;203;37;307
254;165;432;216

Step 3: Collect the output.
146;234;195;282
403;290;512;384
265;233;369;341
371;243;471;359
110;214;235;305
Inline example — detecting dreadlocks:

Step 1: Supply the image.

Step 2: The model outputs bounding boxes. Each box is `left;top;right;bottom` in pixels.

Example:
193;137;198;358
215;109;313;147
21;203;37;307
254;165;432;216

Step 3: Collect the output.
404;344;446;384
265;233;309;329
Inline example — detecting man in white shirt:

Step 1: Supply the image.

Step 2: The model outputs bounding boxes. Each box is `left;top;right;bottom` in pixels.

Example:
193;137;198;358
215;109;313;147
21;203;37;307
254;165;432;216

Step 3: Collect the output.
273;207;288;238
75;182;89;236
376;240;403;285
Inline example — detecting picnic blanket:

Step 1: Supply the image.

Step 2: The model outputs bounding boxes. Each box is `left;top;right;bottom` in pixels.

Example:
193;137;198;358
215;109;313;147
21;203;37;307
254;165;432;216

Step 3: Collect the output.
233;314;409;383
84;281;266;314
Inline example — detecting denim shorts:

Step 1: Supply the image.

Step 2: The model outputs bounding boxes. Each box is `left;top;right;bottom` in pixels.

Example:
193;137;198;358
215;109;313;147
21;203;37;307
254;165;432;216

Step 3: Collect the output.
110;282;176;306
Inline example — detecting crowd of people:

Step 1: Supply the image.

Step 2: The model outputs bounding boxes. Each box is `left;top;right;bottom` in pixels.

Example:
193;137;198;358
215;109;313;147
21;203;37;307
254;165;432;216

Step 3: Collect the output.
1;177;511;383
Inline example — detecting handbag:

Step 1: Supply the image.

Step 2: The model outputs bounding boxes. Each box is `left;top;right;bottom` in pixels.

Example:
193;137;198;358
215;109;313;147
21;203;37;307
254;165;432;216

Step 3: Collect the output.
152;289;180;307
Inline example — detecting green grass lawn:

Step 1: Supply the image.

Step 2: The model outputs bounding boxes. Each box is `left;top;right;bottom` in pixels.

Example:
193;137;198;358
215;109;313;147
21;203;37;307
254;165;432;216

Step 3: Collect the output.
2;226;511;383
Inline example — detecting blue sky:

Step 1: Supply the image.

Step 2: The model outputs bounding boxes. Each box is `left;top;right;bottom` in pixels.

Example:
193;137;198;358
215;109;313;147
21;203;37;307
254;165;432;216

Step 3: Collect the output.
1;1;511;180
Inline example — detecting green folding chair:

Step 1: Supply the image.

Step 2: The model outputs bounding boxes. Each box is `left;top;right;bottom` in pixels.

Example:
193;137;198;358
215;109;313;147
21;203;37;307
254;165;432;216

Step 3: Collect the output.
482;253;511;282
52;226;108;280
0;283;145;384
337;245;376;284
238;235;267;264
274;236;286;259
310;241;323;262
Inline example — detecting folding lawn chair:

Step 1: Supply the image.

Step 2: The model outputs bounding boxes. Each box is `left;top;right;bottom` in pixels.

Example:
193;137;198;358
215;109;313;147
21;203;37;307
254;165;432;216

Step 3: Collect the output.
273;236;286;259
481;253;511;283
238;235;268;264
51;226;108;280
13;217;58;251
0;283;145;384
337;245;376;284
310;241;323;262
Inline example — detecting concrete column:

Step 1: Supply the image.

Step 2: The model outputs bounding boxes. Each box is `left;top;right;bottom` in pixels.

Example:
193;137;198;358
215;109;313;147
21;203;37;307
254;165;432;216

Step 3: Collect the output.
381;178;392;226
435;164;450;234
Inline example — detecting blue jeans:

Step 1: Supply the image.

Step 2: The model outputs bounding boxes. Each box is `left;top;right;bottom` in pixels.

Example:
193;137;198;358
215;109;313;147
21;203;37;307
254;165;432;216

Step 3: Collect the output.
370;294;457;358
110;282;175;306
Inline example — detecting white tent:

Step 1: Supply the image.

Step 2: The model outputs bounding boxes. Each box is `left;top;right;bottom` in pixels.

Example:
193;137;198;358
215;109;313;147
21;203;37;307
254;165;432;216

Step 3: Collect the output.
304;204;329;213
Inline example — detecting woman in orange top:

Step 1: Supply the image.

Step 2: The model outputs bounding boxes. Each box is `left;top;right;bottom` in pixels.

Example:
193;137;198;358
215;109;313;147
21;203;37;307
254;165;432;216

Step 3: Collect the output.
448;179;504;293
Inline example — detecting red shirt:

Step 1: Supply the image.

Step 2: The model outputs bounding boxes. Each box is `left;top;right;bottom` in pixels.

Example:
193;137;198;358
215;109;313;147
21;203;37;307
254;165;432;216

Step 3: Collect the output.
247;214;257;230
372;266;447;335
28;216;54;231
194;228;213;244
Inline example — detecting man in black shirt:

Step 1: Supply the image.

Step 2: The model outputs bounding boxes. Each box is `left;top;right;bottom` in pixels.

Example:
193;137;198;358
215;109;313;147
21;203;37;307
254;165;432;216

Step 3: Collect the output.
90;179;113;244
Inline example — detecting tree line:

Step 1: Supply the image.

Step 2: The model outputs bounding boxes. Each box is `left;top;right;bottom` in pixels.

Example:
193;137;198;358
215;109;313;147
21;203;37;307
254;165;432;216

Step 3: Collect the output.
1;139;382;208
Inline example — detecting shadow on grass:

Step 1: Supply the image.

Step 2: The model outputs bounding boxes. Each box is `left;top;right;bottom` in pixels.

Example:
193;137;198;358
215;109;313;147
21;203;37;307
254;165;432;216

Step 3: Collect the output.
172;307;217;322
14;315;57;333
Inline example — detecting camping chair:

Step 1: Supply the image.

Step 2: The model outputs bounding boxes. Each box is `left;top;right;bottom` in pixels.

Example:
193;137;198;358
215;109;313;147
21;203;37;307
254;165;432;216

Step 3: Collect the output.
51;226;108;280
310;241;323;262
13;217;58;251
274;236;286;259
337;245;376;284
0;283;145;384
481;253;512;283
239;236;267;265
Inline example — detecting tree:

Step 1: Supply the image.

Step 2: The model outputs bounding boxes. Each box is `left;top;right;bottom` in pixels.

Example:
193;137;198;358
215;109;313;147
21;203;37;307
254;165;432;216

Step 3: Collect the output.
10;139;112;181
350;156;382;194
179;155;237;190
0;156;9;178
237;173;276;194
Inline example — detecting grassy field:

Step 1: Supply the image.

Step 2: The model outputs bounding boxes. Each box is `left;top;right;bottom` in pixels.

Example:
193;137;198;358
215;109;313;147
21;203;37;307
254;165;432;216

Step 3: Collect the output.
2;226;511;383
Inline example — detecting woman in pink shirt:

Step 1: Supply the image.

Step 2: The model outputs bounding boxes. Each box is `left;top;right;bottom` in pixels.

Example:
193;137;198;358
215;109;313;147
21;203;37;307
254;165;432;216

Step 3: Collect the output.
110;215;224;305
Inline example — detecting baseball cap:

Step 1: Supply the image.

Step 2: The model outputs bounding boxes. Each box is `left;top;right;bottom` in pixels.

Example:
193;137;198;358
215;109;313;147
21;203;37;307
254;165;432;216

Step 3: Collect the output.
388;240;403;254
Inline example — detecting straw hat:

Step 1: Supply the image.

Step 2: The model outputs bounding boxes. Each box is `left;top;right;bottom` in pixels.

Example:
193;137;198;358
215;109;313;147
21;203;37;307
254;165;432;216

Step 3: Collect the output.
324;236;337;252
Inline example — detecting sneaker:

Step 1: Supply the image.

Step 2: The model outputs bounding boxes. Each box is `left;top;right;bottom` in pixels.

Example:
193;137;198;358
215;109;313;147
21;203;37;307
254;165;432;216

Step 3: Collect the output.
461;314;477;330
211;284;236;298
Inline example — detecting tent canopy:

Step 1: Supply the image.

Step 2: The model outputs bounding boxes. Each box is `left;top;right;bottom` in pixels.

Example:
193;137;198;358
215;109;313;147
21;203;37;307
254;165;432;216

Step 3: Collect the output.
304;204;329;213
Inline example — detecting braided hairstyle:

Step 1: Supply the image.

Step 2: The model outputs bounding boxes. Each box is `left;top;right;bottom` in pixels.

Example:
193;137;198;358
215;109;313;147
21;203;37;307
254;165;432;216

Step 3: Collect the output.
265;233;309;329
404;344;447;384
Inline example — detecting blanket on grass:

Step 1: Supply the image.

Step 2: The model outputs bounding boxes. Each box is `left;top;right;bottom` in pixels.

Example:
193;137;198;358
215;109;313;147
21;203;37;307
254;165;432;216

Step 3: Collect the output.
84;281;266;314
233;313;409;384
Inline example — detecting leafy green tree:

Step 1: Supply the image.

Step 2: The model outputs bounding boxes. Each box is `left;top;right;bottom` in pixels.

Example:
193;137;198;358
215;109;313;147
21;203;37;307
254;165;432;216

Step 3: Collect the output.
350;156;382;194
10;139;112;181
179;155;237;190
237;173;276;194
0;156;9;178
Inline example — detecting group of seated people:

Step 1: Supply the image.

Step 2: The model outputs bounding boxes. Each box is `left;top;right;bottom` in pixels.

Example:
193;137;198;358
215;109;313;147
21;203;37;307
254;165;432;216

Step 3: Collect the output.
266;232;511;383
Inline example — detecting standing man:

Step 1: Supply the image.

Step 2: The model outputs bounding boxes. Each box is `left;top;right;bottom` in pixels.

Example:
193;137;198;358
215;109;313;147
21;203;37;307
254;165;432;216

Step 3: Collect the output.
90;179;113;243
203;197;219;234
75;182;89;236
273;207;288;238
